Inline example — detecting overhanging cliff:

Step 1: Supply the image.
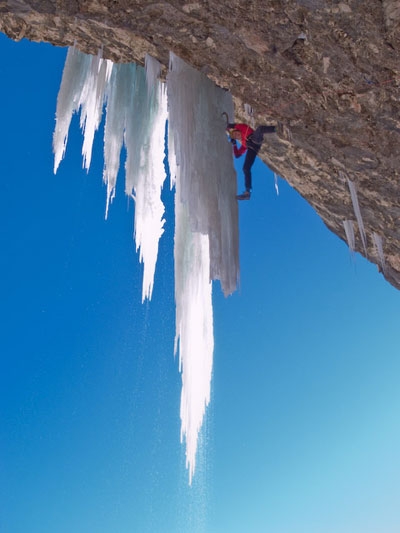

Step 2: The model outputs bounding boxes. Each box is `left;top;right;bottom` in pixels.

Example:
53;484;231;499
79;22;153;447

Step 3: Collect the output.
1;1;400;288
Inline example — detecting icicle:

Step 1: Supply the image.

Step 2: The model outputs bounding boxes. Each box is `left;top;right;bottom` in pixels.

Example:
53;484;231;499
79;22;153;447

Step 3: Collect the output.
145;54;162;95
273;172;280;196
103;57;168;301
173;187;214;485
53;47;112;173
244;103;255;128
125;58;169;302
167;122;177;190
53;47;92;173
347;179;368;256
54;49;168;303
79;51;113;170
343;219;356;253
167;52;239;483
167;52;239;296
372;232;386;274
103;63;135;218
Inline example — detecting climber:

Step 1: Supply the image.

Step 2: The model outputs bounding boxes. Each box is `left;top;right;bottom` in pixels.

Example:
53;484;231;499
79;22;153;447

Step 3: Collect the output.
227;122;276;200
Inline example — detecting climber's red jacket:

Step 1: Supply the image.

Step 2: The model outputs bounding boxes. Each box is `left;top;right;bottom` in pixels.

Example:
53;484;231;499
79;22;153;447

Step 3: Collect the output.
230;123;254;157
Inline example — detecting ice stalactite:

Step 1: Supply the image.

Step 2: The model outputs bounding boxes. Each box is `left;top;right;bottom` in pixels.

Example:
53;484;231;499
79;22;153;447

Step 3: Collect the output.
244;103;255;128
53;46;113;174
123;57;168;302
79;51;113;171
53;47;94;173
101;57;168;301
343;219;356;253
173;190;214;484
347;179;368;256
273;172;280;196
53;47;168;302
102;62;136;217
167;52;239;482
372;232;386;274
53;47;113;172
167;53;239;297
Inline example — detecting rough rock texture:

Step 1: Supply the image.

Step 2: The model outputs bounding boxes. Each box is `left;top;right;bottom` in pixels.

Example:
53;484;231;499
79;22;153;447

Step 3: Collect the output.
1;0;400;287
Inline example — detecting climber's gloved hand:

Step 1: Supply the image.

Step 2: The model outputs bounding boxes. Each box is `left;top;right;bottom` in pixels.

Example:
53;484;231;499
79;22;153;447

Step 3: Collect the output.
230;138;237;145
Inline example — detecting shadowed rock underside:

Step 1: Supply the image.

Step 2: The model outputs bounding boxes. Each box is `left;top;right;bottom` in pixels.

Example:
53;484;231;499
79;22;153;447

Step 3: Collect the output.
1;0;400;288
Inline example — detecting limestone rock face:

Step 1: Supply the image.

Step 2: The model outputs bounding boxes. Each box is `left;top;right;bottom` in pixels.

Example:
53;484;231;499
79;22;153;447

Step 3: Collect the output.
1;1;400;287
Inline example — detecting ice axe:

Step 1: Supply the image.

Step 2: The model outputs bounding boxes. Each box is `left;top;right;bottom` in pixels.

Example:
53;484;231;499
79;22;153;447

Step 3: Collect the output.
222;112;236;143
221;112;230;126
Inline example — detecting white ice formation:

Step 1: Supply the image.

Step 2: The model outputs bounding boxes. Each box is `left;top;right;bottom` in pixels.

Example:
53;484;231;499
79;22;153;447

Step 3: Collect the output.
273;172;280;196
53;49;168;302
347;179;368;256
244;103;255;128
372;232;386;274
167;53;239;298
53;48;111;174
167;53;238;481
53;47;239;483
343;219;356;253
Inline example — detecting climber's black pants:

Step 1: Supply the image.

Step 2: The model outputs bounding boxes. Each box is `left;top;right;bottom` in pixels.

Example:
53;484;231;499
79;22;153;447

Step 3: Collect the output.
242;125;276;191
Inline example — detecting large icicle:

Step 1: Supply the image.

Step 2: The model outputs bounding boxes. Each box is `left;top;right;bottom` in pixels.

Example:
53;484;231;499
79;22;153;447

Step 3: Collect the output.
102;56;167;300
167;52;239;296
167;53;239;482
124;56;168;302
347;179;368;256
173;188;214;485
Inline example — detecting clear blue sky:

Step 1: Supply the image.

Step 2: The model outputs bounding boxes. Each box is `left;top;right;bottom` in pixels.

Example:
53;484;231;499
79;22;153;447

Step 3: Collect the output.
1;34;400;533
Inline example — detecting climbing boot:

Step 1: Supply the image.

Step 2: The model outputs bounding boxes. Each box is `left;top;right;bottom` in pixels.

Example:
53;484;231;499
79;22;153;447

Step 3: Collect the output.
236;191;251;201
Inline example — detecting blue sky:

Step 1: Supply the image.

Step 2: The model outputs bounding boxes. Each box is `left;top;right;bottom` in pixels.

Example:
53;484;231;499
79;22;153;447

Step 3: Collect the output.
1;34;400;533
